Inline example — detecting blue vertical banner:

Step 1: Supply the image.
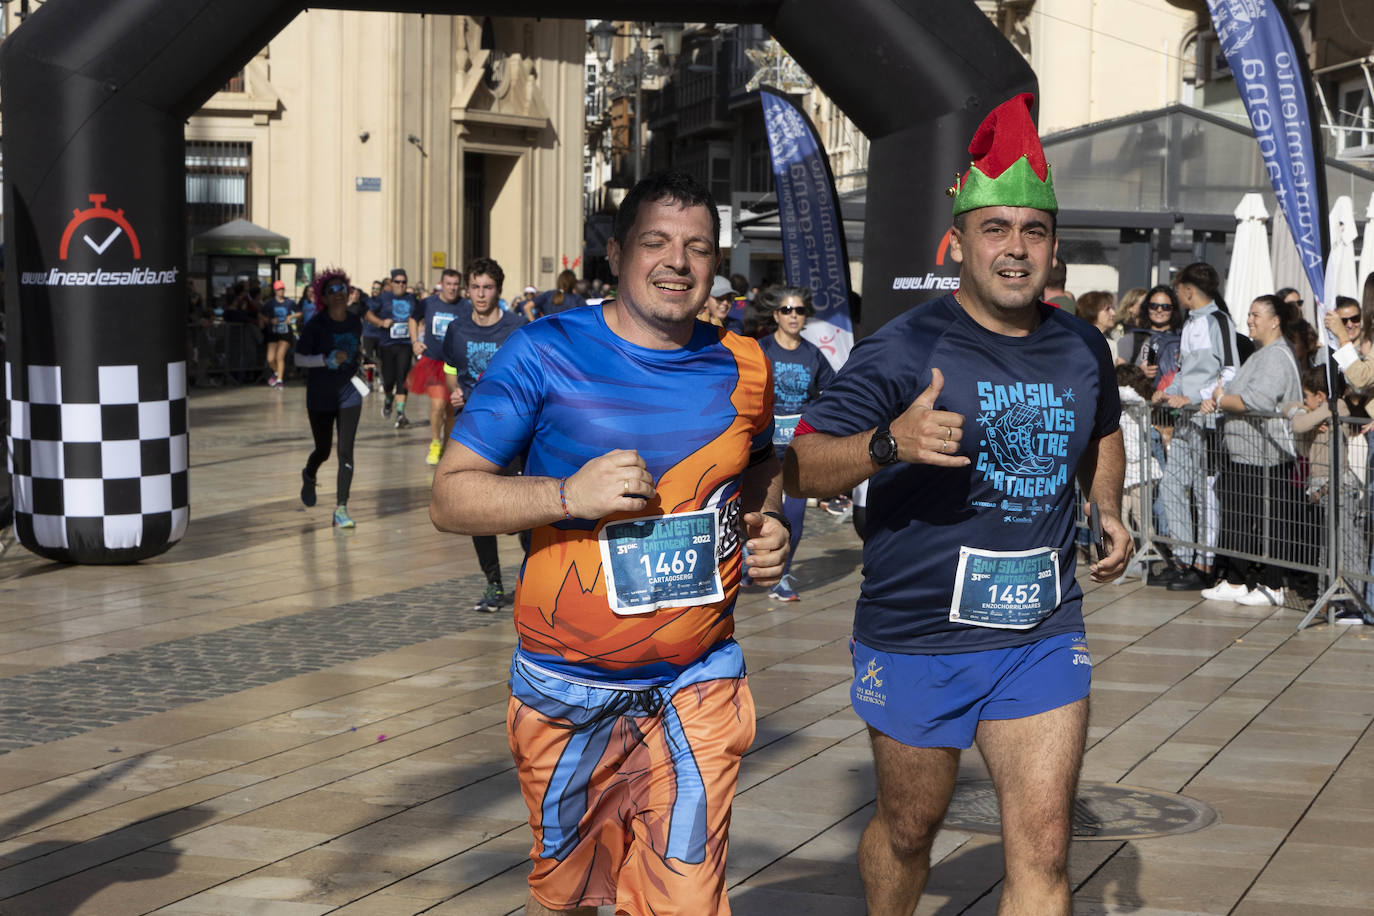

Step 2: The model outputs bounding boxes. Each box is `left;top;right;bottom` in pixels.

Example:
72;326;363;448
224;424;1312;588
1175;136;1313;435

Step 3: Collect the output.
760;89;854;369
1206;0;1328;303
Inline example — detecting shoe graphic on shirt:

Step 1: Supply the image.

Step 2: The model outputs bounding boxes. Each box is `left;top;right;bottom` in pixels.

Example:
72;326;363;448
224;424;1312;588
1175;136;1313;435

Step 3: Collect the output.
985;402;1055;476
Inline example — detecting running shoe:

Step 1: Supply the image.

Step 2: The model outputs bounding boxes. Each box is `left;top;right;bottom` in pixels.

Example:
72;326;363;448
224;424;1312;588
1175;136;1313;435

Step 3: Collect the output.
1200;580;1248;602
1333;603;1366;625
395;414;411;429
1236;585;1283;607
823;496;852;517
332;505;355;528
382;397;393;419
474;581;505;612
770;574;800;602
300;469;317;507
426;439;442;465
267;373;279;387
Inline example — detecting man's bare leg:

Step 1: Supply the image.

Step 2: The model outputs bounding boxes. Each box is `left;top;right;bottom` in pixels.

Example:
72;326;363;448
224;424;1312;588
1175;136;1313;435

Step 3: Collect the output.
974;698;1088;916
429;393;447;443
858;727;960;916
525;893;595;916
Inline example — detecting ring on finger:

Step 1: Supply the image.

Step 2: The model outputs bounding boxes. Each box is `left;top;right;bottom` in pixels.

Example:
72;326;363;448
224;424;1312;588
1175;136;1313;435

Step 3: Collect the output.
944;426;952;441
623;479;630;494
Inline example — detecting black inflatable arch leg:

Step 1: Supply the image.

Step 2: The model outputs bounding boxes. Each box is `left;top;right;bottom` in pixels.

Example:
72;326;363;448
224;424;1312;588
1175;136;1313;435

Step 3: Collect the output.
1;0;1031;564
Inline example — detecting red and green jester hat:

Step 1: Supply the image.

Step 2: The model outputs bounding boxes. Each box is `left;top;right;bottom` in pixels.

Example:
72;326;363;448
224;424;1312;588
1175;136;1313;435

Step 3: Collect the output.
949;92;1058;217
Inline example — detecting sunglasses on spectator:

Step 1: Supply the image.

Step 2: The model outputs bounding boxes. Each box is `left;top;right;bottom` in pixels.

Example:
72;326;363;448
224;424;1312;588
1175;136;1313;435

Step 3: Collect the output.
1287;298;1303;306
1341;315;1361;325
324;282;348;294
391;278;407;285
1147;301;1173;311
775;306;806;316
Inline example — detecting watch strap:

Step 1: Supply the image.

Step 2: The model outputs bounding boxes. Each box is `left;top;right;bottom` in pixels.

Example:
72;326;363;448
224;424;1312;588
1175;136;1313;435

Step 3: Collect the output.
762;510;792;535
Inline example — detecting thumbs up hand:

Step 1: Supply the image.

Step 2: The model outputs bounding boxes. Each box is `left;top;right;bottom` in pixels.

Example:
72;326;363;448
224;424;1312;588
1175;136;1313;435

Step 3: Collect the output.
889;368;971;468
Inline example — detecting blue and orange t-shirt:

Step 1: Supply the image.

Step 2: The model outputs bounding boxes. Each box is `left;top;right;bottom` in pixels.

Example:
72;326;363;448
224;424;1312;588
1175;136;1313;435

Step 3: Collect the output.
451;307;775;684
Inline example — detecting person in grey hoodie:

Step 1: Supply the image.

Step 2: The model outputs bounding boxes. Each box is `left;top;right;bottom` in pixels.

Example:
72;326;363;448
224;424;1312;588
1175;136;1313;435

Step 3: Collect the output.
1151;262;1241;590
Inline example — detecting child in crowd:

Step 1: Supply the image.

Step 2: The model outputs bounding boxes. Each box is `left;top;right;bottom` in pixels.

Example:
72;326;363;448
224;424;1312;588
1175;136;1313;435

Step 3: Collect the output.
1285;365;1370;622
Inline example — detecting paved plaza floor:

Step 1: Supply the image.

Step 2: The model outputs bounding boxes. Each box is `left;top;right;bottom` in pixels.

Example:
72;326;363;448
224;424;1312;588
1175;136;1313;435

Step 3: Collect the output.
0;383;1372;915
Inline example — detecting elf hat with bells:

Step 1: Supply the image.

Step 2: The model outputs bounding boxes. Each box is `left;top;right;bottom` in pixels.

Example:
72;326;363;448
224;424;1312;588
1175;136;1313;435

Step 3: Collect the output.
949;93;1058;217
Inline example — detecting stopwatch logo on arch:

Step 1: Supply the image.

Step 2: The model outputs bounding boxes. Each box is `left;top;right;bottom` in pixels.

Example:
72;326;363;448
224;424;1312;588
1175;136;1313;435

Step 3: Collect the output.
59;193;142;261
20;192;179;288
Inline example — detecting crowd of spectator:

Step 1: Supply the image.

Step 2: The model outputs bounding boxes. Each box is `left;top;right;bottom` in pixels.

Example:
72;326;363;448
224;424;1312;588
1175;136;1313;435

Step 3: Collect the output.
1096;262;1374;623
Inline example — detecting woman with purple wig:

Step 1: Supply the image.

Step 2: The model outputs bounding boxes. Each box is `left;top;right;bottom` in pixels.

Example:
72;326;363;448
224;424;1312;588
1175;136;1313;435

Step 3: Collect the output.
294;268;365;528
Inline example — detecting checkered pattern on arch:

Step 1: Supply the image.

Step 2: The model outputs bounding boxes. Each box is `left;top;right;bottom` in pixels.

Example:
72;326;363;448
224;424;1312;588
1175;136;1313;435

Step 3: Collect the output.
6;361;188;556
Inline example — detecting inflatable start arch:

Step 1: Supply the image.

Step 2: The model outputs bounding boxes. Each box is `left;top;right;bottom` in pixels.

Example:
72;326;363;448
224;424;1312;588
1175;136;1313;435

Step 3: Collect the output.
1;0;1033;563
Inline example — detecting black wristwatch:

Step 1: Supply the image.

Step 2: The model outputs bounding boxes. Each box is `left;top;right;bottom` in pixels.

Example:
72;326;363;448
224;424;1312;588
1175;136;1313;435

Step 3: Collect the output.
763;510;792;536
869;425;900;466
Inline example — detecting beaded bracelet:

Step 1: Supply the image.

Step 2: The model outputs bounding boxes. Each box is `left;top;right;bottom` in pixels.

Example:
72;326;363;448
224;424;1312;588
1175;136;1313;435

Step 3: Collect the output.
557;477;572;520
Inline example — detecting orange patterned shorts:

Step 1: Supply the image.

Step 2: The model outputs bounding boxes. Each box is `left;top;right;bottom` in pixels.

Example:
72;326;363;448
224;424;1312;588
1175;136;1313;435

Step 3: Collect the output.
507;648;755;915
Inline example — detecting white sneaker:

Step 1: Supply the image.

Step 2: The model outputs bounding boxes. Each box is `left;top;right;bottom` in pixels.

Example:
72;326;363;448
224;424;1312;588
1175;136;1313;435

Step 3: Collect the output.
1236;585;1284;607
1200;580;1249;602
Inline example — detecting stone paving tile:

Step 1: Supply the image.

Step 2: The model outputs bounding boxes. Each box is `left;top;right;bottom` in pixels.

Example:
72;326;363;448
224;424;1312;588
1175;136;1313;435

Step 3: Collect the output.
0;576;497;754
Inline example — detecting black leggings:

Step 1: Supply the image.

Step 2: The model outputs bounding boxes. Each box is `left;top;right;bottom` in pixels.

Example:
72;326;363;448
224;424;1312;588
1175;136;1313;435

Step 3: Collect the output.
378;344;411;398
473;529;532;586
306;406;360;505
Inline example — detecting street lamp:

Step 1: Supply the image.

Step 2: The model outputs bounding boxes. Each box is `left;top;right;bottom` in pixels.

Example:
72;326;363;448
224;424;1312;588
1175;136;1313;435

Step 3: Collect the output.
591;19;616;64
590;21;682;184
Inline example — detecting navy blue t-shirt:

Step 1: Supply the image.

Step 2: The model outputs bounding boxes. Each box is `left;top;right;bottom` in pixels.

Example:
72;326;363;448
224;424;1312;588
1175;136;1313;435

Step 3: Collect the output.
758;334;834;454
361;296;382;340
370;291;416;346
800;295;1119;654
297;311;364;411
442;308;527;396
266;297;297;335
418;295;470;361
535;289;587;317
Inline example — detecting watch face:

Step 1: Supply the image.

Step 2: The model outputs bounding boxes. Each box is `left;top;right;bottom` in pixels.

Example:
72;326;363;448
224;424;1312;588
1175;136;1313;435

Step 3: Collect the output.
871;431;897;464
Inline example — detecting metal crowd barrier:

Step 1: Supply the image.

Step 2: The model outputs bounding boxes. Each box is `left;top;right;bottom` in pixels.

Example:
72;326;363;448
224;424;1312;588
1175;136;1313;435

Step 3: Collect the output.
1114;401;1371;630
186;321;268;387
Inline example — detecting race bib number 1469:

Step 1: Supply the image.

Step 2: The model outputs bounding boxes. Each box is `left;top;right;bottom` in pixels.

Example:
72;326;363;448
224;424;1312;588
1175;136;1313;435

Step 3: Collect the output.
598;508;724;615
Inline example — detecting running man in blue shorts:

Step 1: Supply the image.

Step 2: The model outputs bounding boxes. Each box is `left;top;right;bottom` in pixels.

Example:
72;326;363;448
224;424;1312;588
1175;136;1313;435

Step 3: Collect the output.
786;94;1129;915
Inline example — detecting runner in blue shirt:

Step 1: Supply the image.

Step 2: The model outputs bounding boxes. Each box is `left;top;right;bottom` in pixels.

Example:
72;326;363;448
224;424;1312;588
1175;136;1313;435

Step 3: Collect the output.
408;268;470;465
756;285;834;602
263;280;300;390
294;268;365;529
440;258;527;611
786;93;1129;915
365;267;415;428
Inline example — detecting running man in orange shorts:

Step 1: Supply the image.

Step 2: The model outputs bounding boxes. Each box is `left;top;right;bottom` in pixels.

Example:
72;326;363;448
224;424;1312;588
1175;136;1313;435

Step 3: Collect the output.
430;170;790;916
408;267;468;465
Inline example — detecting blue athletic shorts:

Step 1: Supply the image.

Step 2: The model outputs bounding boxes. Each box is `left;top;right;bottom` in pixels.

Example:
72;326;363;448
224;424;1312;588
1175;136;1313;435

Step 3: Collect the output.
850;632;1091;749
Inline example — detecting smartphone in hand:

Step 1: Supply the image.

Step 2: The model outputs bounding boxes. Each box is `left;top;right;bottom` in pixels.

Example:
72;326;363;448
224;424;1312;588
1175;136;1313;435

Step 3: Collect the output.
1088;501;1107;560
